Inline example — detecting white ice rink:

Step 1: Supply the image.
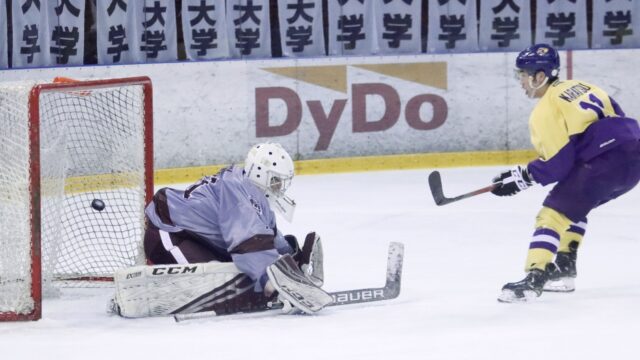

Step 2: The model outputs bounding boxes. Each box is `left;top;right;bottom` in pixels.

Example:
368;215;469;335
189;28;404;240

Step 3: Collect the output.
2;166;639;360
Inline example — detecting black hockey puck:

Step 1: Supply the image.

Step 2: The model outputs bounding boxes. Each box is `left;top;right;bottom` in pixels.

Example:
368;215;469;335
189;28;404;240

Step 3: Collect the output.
91;198;106;212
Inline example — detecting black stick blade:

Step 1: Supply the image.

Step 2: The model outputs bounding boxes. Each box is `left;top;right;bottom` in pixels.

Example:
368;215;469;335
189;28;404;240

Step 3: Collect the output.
428;171;447;205
428;171;498;206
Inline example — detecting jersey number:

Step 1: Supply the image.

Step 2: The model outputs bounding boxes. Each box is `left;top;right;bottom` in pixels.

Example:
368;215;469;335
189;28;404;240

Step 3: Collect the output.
579;93;624;119
184;176;216;199
579;93;606;119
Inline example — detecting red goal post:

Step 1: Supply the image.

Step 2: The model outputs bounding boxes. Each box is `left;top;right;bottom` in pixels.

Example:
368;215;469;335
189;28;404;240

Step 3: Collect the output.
0;76;154;321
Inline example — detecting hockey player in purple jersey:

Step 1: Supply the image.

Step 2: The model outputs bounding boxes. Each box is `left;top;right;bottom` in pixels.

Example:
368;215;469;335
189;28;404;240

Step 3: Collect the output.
141;142;331;314
491;44;640;302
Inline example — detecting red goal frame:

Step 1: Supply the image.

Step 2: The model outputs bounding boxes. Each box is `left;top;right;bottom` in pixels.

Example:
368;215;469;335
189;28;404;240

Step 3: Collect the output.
0;76;154;321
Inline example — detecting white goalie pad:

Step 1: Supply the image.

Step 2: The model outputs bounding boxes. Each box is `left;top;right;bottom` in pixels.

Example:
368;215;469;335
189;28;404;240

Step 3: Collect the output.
110;262;258;318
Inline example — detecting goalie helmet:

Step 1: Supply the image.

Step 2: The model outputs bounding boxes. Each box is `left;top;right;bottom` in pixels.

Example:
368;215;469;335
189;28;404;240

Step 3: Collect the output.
244;143;296;222
515;43;560;79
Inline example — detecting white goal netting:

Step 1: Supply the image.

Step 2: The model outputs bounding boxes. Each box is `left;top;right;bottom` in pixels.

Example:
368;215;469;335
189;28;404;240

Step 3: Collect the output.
0;78;152;320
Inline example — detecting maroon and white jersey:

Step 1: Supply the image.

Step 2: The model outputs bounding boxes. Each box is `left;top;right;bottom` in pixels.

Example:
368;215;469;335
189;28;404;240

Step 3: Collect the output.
145;166;288;291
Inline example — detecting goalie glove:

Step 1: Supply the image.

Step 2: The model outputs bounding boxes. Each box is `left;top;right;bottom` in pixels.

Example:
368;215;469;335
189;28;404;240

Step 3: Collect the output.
284;232;324;287
491;165;535;197
266;254;333;314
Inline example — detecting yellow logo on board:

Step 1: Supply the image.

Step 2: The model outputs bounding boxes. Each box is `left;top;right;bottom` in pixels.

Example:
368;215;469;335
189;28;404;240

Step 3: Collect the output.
261;63;448;93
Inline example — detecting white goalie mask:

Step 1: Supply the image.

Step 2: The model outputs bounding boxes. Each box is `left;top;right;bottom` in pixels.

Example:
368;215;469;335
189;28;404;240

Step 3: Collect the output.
244;143;296;222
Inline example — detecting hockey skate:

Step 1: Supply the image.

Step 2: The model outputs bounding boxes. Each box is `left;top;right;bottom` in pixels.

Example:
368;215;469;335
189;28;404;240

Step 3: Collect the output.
498;264;553;303
543;241;578;292
266;254;333;314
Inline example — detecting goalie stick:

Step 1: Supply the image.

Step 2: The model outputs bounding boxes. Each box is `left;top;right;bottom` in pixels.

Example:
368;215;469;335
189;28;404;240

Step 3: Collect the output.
428;171;498;206
174;241;404;322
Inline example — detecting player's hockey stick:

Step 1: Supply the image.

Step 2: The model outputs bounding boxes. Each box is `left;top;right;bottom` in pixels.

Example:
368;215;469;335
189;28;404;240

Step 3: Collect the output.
428;171;498;206
174;242;404;322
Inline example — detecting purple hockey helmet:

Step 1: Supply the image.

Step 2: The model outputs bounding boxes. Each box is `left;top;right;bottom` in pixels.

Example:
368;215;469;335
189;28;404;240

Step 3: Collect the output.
515;44;560;79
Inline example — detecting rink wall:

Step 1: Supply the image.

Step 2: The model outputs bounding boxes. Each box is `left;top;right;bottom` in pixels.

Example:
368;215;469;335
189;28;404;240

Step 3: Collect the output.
1;49;638;183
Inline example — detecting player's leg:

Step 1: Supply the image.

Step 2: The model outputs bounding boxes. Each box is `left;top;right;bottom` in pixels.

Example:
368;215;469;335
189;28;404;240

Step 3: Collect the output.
543;139;640;283
144;221;229;264
109;261;274;318
543;219;586;292
499;207;572;302
500;141;640;302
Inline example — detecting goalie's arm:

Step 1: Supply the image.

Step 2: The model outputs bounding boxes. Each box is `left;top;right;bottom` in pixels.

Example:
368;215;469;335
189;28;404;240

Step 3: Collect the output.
217;182;283;292
229;235;280;292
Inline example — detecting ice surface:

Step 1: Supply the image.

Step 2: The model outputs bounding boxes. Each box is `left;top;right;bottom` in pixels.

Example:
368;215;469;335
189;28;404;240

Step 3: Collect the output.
1;166;638;359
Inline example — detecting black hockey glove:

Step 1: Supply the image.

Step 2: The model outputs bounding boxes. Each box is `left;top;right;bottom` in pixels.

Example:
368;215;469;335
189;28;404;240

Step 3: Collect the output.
491;165;535;197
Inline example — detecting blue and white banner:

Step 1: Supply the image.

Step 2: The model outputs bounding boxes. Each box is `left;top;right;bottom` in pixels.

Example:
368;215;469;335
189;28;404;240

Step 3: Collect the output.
227;0;271;58
11;0;49;68
278;0;325;57
427;0;478;53
96;0;139;64
374;0;421;54
97;0;178;64
0;0;7;68
592;0;638;49
328;0;377;56
135;0;178;62
182;0;230;60
479;0;532;51
45;0;85;66
535;0;588;50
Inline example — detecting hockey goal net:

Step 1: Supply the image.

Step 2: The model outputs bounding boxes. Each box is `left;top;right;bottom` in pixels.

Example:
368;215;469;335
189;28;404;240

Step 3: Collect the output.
0;77;153;321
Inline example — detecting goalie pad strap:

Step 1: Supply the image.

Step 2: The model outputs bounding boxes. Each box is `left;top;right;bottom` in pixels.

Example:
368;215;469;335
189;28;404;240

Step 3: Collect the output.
160;230;188;264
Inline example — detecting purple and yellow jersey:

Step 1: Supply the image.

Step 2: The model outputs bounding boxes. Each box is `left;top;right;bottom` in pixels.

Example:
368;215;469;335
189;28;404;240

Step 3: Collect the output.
527;79;640;185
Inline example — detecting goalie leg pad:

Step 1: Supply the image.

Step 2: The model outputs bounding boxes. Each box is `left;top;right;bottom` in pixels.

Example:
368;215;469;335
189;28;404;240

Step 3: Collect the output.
110;262;271;318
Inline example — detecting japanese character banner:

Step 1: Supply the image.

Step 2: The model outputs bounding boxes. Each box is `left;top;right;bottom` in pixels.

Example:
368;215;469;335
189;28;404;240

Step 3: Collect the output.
97;0;177;64
328;0;377;56
427;0;478;53
592;0;638;49
12;0;50;68
96;0;140;64
278;0;325;57
134;0;177;62
535;0;588;50
374;0;421;54
182;0;229;60
1;0;7;68
227;0;271;58
45;0;85;66
479;0;531;51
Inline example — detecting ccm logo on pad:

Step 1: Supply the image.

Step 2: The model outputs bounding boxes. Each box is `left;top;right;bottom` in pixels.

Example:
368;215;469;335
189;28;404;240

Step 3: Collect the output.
152;266;199;275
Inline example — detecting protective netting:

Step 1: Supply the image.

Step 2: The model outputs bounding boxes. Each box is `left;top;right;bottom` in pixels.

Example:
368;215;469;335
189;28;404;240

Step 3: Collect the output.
0;79;151;318
0;81;35;317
